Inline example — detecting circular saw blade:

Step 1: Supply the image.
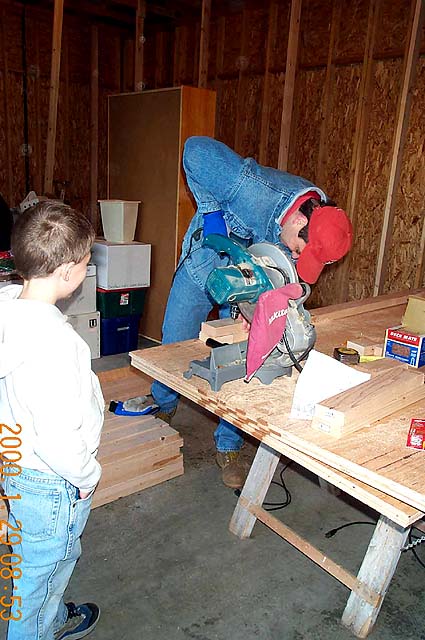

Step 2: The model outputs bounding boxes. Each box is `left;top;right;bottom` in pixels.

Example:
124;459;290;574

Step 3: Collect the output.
237;243;298;323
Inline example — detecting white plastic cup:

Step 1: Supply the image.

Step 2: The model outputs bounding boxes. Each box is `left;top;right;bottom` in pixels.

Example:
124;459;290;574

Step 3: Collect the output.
98;200;140;243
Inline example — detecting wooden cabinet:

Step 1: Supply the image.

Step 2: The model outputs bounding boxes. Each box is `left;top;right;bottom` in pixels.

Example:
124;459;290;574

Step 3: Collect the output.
108;86;216;341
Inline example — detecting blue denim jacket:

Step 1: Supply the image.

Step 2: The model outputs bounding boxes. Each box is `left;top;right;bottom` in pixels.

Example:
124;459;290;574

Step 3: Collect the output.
181;136;327;263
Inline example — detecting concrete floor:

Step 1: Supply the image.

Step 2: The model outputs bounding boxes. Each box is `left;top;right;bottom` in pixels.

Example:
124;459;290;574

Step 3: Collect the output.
1;345;425;639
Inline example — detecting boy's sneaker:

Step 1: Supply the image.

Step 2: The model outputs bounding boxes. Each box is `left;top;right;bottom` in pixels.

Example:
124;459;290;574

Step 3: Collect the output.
54;602;100;639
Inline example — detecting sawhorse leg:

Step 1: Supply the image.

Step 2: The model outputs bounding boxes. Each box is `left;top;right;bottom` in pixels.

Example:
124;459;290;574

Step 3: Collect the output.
229;442;280;539
341;515;409;638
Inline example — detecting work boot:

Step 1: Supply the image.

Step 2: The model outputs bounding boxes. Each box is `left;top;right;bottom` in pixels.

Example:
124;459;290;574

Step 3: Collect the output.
155;407;177;425
216;451;247;489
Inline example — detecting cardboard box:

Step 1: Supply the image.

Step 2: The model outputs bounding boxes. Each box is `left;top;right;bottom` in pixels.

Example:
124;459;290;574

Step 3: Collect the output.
67;311;101;359
384;326;425;368
91;240;151;290
57;264;97;316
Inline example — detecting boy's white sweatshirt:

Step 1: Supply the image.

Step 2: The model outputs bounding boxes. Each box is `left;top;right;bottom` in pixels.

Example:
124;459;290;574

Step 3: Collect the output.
0;285;104;492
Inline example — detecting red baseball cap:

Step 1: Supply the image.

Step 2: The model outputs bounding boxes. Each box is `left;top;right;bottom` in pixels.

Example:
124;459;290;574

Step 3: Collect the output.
296;206;353;284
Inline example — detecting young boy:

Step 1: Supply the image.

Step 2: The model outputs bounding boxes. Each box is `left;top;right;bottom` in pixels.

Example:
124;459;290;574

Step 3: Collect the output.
0;201;104;639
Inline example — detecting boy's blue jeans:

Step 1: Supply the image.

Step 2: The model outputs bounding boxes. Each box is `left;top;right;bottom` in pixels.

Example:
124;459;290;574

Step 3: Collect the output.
151;258;244;453
3;468;92;640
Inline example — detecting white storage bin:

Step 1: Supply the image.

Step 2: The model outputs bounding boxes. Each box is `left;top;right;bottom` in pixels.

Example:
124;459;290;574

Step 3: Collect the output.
98;200;140;243
91;239;151;290
57;264;97;316
67;311;100;359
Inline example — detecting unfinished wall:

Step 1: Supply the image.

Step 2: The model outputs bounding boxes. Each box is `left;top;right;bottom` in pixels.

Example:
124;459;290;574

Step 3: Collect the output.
1;0;424;309
0;1;130;228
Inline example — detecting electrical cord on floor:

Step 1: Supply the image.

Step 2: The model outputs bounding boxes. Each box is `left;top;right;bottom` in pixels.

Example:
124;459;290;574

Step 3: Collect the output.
325;521;375;538
234;461;293;512
325;522;425;572
263;461;292;511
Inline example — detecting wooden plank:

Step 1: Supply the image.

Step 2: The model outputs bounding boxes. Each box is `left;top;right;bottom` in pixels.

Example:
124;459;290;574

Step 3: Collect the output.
277;0;302;171
312;364;425;437
230;442;281;539
373;0;425;296
258;0;278;165
98;443;183;487
91;458;184;509
198;0;211;88
337;0;381;302
44;0;64;195
129;330;425;514
341;516;410;638
245;498;380;608
316;0;340;185
134;0;146;91
311;288;425;323
90;25;99;227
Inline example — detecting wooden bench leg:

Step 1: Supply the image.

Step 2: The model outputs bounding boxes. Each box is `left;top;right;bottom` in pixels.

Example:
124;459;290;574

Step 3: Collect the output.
341;515;409;638
229;442;280;539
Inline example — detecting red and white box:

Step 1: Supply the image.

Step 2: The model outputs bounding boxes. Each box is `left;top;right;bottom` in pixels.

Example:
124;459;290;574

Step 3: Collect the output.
384;326;425;368
406;418;425;450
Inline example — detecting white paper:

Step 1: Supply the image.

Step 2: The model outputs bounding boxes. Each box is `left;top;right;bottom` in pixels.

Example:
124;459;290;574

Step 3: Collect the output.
290;350;371;420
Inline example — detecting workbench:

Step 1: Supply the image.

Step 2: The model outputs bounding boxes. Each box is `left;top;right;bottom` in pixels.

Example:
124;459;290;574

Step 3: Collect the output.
130;289;425;638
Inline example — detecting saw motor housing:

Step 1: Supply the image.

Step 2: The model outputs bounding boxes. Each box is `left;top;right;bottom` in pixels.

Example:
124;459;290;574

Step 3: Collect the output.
204;234;316;380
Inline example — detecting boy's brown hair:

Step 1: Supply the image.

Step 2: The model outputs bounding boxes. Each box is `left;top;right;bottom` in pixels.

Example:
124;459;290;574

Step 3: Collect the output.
11;200;95;279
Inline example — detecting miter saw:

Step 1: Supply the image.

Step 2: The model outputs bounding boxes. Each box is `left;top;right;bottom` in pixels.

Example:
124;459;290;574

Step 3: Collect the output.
183;234;316;391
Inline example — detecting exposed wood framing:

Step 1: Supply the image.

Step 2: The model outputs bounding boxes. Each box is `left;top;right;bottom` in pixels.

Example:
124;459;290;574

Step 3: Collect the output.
316;0;340;185
278;0;302;171
90;25;98;226
337;0;381;302
415;216;425;287
373;0;425;296
134;0;146;91
1;6;12;203
44;0;64;195
198;0;211;88
259;0;278;165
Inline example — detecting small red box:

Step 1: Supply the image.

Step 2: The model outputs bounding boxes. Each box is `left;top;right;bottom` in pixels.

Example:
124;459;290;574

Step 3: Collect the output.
406;418;425;450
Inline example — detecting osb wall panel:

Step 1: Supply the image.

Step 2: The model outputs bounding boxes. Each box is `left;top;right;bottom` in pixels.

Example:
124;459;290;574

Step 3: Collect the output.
8;71;26;203
270;0;291;71
68;83;90;216
288;68;325;183
384;57;425;292
334;0;369;62
299;0;332;68
322;65;361;203
265;72;285;168
375;0;411;58
215;78;238;149
235;75;263;158
221;12;242;77
243;7;268;75
347;59;402;300
0;69;9;200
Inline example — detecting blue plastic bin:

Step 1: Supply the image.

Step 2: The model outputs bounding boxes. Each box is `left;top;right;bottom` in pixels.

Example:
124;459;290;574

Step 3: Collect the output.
100;314;140;356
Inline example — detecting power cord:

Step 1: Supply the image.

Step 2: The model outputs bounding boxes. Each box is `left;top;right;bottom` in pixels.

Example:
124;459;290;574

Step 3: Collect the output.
325;521;375;538
234;461;292;512
171;227;202;285
325;521;425;572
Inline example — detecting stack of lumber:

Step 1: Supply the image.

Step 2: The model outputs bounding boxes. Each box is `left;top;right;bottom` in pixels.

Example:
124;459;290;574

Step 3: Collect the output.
0;367;184;525
312;358;425;437
199;318;247;344
93;366;183;508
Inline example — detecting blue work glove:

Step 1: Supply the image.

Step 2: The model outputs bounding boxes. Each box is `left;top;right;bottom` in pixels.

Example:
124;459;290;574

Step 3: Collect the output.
203;210;228;237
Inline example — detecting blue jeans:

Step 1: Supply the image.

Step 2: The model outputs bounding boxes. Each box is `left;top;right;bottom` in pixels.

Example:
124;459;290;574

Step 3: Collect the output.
3;468;92;640
151;258;244;452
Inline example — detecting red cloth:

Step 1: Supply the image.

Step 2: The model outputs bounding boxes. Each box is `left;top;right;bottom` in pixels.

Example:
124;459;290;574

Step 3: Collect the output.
245;283;303;382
